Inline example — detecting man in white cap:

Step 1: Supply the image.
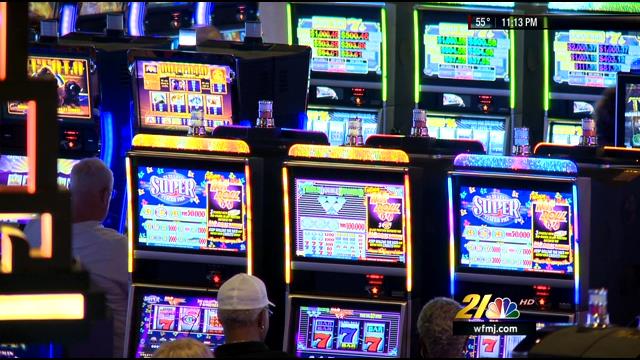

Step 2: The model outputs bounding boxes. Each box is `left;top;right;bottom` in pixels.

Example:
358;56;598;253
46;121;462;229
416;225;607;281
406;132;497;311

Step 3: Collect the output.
214;273;290;358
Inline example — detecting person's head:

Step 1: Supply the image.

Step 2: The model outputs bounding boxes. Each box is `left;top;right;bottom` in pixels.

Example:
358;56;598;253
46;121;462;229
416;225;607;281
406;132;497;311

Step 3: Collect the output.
595;87;617;146
417;297;468;358
152;338;213;358
69;158;113;223
217;273;274;343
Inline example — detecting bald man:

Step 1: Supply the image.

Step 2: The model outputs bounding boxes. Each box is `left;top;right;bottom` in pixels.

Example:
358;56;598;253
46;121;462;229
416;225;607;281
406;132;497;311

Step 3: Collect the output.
24;158;128;357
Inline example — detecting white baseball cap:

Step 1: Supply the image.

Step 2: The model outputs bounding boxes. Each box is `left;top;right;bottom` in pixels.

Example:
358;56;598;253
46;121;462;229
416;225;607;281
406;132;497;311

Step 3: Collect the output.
218;273;275;310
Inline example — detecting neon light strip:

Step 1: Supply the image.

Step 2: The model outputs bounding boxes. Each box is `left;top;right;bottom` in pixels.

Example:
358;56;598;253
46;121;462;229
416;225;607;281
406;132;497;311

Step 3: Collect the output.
125;157;134;273
60;4;77;36
100;112;114;169
603;146;640;153
533;141;575;154
447;177;455;297
404;174;412;293
128;2;145;36
510;29;515;109
0;2;6;81
245;164;253;276
573;184;580;308
453;154;578;174
27;101;37;194
0;226;19;273
283;167;291;285
381;8;388;103
288;144;409;163
132;134;250;154
39;213;52;259
413;9;419;104
0;294;84;320
195;2;212;26
286;3;293;45
543;29;549;111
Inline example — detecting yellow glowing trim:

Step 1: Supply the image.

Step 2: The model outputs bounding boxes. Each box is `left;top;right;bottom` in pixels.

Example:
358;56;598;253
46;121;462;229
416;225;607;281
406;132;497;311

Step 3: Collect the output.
533;142;574;154
404;174;413;293
0;294;84;320
39;213;52;259
27;101;37;194
283;167;291;285
245;164;253;276
132;134;250;154
604;146;640;153
125;157;134;273
288;145;409;164
0;226;22;273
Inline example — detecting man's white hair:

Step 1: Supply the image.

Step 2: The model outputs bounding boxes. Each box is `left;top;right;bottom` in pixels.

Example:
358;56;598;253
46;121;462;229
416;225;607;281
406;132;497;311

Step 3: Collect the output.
69;158;113;194
218;308;263;327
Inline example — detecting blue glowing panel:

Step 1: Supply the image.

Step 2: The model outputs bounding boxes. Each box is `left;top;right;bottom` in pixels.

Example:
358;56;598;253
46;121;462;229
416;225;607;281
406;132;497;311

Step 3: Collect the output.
453;155;578;174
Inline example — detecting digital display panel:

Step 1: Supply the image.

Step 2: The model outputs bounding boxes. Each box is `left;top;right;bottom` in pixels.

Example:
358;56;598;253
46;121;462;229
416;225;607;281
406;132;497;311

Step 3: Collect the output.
623;83;640;147
306;108;378;146
79;2;123;15
296;16;382;76
135;165;247;254
465;335;526;358
553;30;640;88
294;303;402;358
294;178;406;264
29;2;57;21
423;23;510;82
458;186;575;275
427;116;506;155
0;155;79;188
131;291;223;358
8;56;92;119
549;123;582;145
134;60;233;131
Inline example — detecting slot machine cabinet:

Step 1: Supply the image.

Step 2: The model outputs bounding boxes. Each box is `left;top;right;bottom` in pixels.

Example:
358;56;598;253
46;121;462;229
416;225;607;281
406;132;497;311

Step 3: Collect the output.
544;3;640;145
414;3;517;155
448;154;592;358
124;134;264;357
282;145;425;358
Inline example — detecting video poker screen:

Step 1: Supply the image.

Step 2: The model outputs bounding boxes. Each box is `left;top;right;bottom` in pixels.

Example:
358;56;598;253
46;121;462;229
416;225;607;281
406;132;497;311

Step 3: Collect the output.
0;155;79;189
292;175;407;265
291;4;383;81
7;56;92;119
291;298;403;358
455;179;575;277
419;10;510;87
134;59;234;132
129;287;223;358
622;82;640;147
552;30;640;91
133;160;247;254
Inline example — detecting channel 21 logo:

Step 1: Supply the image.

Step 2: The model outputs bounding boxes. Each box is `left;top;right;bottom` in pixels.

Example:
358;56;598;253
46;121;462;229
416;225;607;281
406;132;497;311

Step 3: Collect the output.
455;294;520;320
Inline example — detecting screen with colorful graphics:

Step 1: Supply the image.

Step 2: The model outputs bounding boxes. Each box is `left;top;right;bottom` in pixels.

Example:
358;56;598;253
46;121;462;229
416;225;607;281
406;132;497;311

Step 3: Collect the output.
624;82;640;147
131;290;224;358
79;2;123;15
305;108;378;146
457;186;575;275
293;303;402;358
427;116;506;155
296;15;382;76
134;60;234;131
0;155;79;189
135;165;247;254
553;30;640;88
423;23;510;82
293;178;406;264
7;56;92;119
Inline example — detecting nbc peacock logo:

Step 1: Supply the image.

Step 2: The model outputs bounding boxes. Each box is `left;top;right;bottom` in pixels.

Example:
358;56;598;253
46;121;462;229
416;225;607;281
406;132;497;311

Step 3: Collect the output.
485;298;520;319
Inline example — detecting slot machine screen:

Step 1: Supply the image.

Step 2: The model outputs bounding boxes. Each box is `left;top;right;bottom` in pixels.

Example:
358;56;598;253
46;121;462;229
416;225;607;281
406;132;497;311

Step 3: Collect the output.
465;335;526;358
454;177;576;278
290;169;407;266
551;30;640;92
619;75;640;147
132;157;247;255
426;115;506;155
290;4;384;82
133;59;234;132
289;297;404;358
0;155;79;189
549;122;582;145
78;2;124;15
128;286;223;358
306;108;379;146
419;10;511;88
7;56;92;119
28;2;57;21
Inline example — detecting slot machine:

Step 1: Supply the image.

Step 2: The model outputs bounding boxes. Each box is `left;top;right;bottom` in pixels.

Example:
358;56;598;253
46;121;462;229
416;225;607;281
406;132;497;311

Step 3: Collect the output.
61;2;126;35
282;145;421;358
615;72;640;148
415;2;516;155
544;2;640;145
286;2;389;145
448;154;591;358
